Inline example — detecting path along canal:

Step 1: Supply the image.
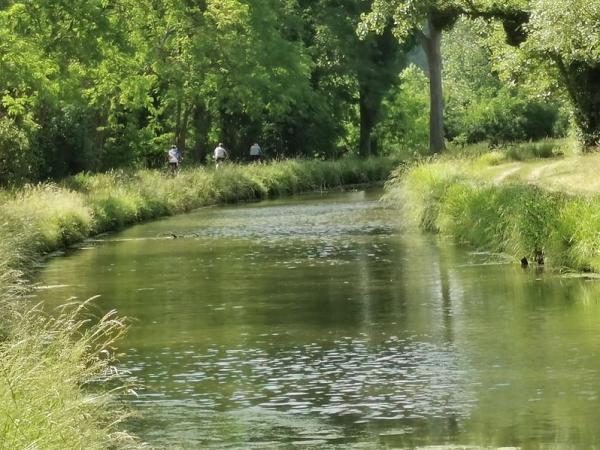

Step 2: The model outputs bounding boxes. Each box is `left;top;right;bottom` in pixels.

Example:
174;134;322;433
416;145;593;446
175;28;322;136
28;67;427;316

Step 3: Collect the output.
34;189;600;449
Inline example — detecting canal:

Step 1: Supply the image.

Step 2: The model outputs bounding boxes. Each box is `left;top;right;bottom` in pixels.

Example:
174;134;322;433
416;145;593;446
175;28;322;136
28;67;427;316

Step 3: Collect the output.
34;189;600;448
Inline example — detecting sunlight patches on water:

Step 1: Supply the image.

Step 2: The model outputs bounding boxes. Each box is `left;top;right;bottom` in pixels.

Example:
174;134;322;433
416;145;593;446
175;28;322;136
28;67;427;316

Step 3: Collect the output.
144;201;396;244
127;336;475;428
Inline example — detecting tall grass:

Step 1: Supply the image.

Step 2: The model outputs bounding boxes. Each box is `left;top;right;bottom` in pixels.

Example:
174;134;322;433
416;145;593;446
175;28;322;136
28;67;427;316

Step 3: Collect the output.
389;158;600;272
0;302;135;449
503;139;567;160
0;156;396;448
382;160;472;231
442;137;574;167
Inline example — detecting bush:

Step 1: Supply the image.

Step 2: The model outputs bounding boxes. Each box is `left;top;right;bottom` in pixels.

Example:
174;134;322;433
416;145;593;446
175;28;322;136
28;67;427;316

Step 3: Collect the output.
504;140;563;160
374;65;430;157
446;88;566;146
0;117;39;186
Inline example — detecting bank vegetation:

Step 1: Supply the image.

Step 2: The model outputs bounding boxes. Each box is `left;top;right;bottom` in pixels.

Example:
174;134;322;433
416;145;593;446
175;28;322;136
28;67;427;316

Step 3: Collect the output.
385;140;600;273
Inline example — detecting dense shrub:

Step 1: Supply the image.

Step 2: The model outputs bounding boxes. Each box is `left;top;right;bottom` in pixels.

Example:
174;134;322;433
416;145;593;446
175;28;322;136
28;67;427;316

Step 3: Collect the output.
446;89;565;145
0;117;38;186
374;65;430;157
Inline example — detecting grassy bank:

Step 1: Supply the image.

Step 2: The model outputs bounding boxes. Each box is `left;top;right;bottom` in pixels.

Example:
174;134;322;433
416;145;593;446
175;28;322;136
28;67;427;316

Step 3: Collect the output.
384;142;600;272
0;157;396;448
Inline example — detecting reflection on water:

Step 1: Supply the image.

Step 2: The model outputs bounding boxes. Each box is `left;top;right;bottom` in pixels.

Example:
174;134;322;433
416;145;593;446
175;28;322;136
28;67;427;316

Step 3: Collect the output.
35;189;600;449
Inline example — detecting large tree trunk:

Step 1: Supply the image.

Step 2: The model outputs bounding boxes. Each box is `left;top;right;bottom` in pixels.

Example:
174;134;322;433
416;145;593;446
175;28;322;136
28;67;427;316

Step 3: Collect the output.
555;58;600;149
191;101;210;163
422;19;445;154
174;97;191;152
176;104;190;153
358;88;379;158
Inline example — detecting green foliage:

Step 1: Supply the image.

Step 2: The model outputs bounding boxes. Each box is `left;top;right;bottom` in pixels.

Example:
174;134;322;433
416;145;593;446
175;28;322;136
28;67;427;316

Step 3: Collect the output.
447;88;564;144
1;0;593;178
0;117;38;185
2;0;394;180
443;18;568;145
487;0;600;148
375;65;430;156
526;0;600;65
503;140;562;160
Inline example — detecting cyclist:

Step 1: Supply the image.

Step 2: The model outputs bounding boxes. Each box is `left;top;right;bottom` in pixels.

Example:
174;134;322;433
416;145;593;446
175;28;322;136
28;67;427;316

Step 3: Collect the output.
166;145;182;175
213;143;228;168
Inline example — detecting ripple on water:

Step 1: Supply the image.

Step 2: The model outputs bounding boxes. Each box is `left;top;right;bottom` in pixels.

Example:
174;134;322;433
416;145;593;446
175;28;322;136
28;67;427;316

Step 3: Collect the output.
163;201;395;242
129;336;475;431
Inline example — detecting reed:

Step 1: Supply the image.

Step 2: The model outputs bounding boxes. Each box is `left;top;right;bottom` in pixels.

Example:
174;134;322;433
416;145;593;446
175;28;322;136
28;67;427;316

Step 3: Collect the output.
0;300;136;449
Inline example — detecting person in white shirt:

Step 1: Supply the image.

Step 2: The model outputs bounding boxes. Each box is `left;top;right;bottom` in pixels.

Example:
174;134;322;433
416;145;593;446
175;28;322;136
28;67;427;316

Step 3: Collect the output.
213;143;228;167
249;143;262;163
166;145;181;175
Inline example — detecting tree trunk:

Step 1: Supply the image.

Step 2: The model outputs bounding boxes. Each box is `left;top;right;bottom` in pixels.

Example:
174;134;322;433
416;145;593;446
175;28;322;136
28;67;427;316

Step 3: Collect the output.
422;19;445;154
176;105;190;153
191;101;210;163
358;88;378;158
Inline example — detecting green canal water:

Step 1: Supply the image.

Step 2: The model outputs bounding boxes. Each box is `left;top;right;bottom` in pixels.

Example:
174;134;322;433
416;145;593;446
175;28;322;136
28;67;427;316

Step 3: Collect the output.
34;189;600;449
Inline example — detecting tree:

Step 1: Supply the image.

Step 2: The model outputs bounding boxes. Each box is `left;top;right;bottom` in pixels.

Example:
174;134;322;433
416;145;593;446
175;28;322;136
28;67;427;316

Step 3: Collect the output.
374;64;430;155
300;0;413;158
361;0;464;153
360;0;534;153
0;0;128;179
450;0;600;149
112;0;318;162
443;17;567;145
524;0;600;148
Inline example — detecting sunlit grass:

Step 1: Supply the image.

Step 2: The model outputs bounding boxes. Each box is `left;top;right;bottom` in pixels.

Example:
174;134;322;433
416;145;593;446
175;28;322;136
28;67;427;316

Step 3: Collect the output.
382;160;473;232
390;151;600;272
0;300;136;449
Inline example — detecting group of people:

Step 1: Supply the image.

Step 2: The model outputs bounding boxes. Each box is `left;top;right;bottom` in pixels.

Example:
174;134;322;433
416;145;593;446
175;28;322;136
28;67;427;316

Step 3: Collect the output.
166;142;262;174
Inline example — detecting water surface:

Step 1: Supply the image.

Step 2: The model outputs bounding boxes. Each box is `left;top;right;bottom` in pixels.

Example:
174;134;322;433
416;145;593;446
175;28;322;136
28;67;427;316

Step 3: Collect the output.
35;189;600;449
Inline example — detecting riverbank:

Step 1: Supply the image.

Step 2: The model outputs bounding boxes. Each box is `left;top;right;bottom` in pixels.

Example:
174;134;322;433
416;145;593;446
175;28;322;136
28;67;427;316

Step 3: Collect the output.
384;139;600;272
0;157;396;448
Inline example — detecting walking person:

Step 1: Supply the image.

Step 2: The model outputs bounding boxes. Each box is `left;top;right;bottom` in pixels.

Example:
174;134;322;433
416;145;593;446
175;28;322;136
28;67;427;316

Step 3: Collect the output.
213;143;228;168
166;144;182;175
249;142;262;163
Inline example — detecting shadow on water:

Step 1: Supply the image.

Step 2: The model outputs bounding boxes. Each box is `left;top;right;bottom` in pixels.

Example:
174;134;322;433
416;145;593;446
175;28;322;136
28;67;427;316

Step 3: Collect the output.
34;188;600;449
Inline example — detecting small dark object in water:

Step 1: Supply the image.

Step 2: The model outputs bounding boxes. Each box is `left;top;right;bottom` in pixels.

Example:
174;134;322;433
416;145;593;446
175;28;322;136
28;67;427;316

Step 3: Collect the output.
520;257;528;267
534;250;544;265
